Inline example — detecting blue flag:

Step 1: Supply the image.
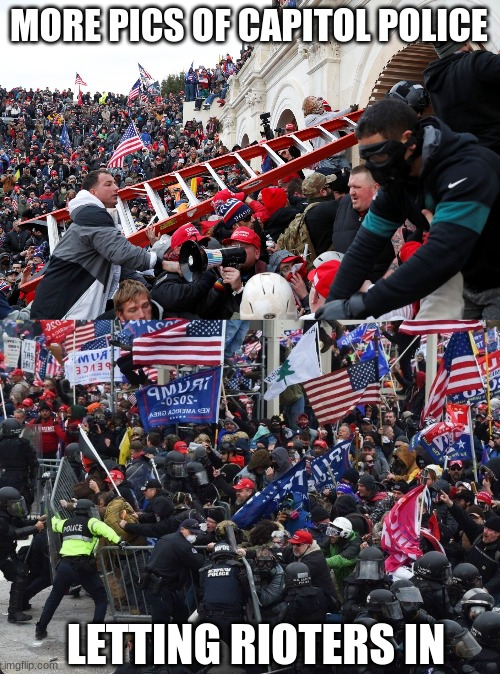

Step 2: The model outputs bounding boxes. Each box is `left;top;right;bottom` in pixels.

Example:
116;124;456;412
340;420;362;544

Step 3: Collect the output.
232;459;308;529
136;367;222;431
60;122;71;149
310;439;352;492
411;429;472;463
361;340;389;378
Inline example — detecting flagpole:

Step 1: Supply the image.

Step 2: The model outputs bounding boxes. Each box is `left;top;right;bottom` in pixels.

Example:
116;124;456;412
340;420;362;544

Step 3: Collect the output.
417;485;428;535
79;425;122;497
0;381;7;419
72;331;76;406
468;404;478;483
483;328;493;438
388;335;420;371
110;320;116;414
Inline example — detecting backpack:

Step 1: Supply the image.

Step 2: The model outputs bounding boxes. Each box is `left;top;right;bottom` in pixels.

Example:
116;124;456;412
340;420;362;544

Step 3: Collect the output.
276;202;319;270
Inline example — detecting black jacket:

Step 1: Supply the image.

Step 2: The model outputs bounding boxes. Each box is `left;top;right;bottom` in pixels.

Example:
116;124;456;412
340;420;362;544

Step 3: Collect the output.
304;197;339;256
424;50;500;155
265;206;299;243
146;530;204;586
328;117;500;315
151;268;218;318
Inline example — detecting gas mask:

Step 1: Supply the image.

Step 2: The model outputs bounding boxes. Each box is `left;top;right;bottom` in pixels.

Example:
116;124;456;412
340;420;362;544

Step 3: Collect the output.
359;138;415;188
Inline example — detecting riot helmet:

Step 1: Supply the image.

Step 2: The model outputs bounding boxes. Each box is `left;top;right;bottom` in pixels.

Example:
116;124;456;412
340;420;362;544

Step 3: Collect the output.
452;563;482;589
240;273;298;320
391;579;424;616
284;562;311;587
354;545;385;581
438;619;482;659
471;612;500;647
74;499;95;517
461;591;495;622
165;450;188;479
366;589;403;621
0;418;22;437
413;551;452;584
211;541;237;561
0;486;28;518
386;80;431;115
64;442;82;462
186;461;209;486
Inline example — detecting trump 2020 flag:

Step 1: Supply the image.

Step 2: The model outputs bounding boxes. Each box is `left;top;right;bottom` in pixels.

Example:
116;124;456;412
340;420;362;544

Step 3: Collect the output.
264;323;321;400
232;459;308;529
310;439;352;492
136;367;221;431
60;122;71;149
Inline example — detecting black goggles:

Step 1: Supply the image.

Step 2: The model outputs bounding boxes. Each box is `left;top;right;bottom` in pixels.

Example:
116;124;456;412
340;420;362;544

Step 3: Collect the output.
359;139;407;166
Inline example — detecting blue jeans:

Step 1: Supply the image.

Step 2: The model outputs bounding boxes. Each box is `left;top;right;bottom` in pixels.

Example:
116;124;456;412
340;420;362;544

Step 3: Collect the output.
224;320;250;359
284;395;305;430
185;82;196;101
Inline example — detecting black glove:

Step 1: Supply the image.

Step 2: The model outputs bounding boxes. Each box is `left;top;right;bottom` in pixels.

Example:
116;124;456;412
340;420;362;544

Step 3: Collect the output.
315;292;368;320
118;541;129;550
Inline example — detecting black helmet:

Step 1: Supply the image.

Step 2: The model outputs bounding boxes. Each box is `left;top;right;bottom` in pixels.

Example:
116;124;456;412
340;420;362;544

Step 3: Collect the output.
74;499;95;517
354;546;385;580
461;591;495;622
437;619;482;658
186;461;209;486
284;562;311;587
471;612;500;647
165;450;188;478
0;486;27;517
452;563;482;589
211;541;236;561
386;80;431;115
366;589;403;620
390;578;423;615
413;551;452;584
1;418;22;437
64;442;81;461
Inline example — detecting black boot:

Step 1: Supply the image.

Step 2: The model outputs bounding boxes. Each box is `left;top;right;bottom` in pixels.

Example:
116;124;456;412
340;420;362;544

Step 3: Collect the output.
8;611;32;623
35;623;47;640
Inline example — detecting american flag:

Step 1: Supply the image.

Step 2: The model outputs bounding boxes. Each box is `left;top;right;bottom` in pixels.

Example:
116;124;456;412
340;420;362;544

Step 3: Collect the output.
133;320;225;367
35;345;60;380
399;320;484;335
421;331;483;423
75;73;87;86
64;320;112;352
303;358;380;426
127;79;141;105
138;63;153;81
107;123;145;169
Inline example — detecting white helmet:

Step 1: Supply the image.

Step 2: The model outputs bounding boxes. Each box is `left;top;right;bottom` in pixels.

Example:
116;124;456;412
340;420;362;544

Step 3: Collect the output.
326;516;353;538
240;273;298;320
312;251;344;268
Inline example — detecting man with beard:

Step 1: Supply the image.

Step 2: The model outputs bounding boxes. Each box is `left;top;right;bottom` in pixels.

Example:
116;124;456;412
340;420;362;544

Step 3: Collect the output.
317;98;500;320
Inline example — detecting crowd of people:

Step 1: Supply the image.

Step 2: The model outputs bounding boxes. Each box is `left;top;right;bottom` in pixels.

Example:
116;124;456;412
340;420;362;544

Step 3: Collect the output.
0;318;499;672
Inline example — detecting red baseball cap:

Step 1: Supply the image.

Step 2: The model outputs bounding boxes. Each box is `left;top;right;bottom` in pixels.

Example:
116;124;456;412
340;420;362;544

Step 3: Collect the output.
174;440;188;453
449;460;463;468
308;260;341;298
222;226;261;249
233;478;255;490
170;224;207;250
40;390;56;400
288;530;313;545
105;469;125;483
10;369;24;377
476;491;493;506
21;398;34;406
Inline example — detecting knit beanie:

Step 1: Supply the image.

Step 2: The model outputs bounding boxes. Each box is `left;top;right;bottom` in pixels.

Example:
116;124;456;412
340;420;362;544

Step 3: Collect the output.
260;187;287;216
214;198;252;228
434;40;468;59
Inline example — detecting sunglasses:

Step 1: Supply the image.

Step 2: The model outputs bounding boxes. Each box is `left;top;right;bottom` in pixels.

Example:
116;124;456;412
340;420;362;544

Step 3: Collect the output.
449;465;462;470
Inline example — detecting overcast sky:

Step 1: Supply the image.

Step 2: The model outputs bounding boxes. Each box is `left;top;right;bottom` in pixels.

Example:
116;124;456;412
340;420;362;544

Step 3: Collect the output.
2;0;248;94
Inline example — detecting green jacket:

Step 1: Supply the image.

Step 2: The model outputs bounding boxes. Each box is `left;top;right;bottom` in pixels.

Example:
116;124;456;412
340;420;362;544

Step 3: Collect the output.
325;530;360;590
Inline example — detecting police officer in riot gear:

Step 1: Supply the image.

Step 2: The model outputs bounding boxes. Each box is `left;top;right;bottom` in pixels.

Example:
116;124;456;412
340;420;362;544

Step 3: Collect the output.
0;486;45;623
186;460;218;504
198;541;249;644
386;80;431;115
469;612;500;673
163;449;189;493
450;563;483;606
411;551;455;619
280;562;328;624
414;619;483;674
342;546;392;621
35;498;123;640
390;578;435;624
459;591;495;628
0;418;38;511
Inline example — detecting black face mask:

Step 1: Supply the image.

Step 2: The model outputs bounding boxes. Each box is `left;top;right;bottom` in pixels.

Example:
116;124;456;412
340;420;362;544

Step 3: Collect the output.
359;138;414;188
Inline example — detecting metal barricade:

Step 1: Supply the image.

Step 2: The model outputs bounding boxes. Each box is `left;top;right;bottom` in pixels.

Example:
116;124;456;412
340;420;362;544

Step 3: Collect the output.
49;457;79;519
99;545;153;622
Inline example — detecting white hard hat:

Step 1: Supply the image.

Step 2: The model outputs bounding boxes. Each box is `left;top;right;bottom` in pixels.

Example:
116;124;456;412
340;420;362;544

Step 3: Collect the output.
312;251;344;268
240;273;298;320
327;516;353;538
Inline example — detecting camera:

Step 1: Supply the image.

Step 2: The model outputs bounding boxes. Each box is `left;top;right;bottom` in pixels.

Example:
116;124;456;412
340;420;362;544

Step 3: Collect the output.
259;112;274;141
